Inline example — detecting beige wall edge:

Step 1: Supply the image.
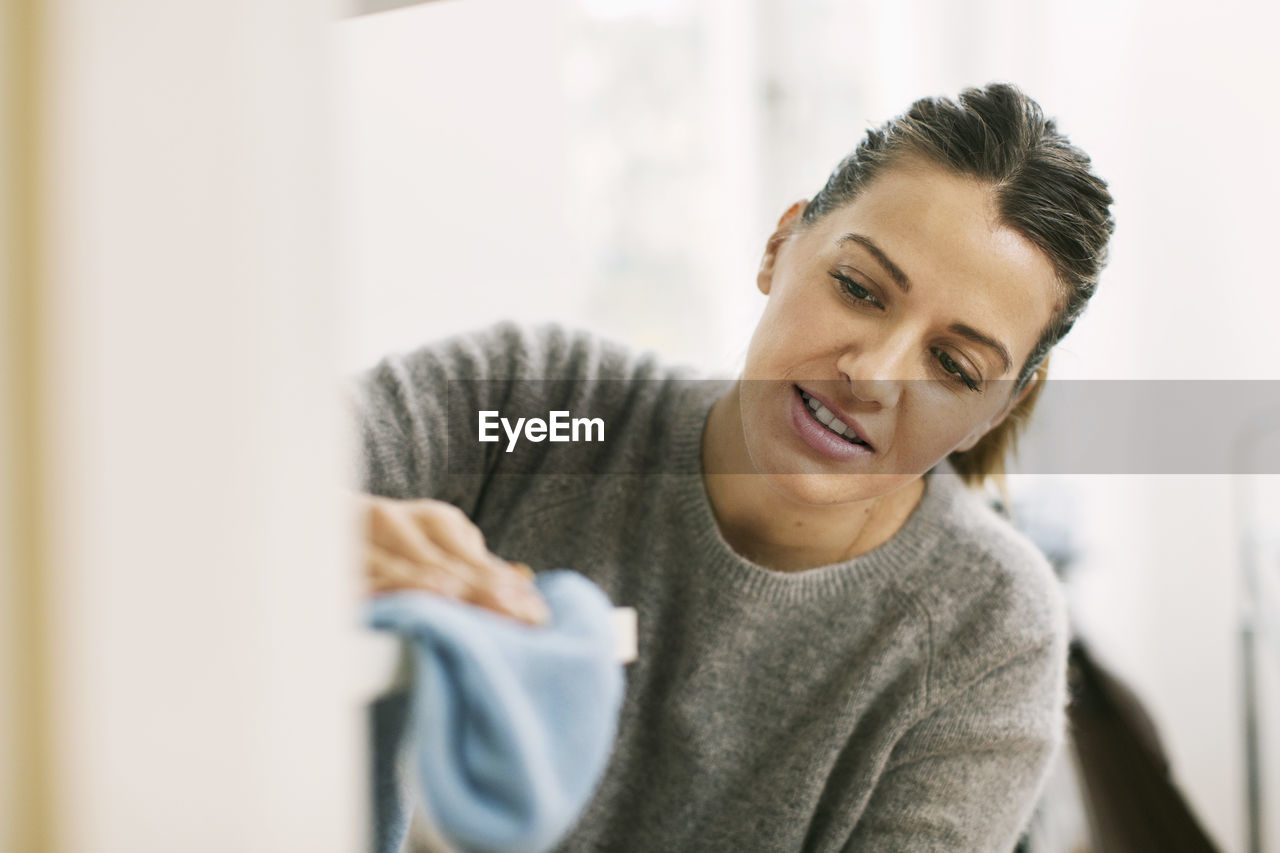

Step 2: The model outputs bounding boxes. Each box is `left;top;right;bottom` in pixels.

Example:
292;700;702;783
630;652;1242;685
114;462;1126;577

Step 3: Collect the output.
1;0;55;849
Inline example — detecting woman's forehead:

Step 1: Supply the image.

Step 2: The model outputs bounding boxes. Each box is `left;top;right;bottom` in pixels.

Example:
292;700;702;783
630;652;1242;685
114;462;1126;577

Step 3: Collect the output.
803;164;1060;369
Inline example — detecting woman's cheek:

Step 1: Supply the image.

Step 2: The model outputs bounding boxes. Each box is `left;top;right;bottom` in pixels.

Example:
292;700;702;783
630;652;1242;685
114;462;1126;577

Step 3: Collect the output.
900;400;976;466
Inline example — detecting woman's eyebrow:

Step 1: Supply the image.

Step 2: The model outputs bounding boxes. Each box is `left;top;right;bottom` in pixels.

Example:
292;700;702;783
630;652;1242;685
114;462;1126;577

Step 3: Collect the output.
836;232;1013;372
836;233;911;293
949;323;1012;373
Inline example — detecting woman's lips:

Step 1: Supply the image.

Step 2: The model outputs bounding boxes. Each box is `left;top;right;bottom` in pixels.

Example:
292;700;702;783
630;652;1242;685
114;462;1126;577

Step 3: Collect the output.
795;385;875;448
789;385;875;462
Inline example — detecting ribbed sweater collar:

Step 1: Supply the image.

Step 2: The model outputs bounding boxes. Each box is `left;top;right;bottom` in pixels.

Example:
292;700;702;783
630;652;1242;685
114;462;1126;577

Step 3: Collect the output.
664;380;964;603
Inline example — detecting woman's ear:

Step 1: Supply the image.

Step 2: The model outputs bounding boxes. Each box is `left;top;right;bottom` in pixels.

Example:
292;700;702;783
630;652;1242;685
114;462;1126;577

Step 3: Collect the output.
758;200;807;296
954;375;1040;453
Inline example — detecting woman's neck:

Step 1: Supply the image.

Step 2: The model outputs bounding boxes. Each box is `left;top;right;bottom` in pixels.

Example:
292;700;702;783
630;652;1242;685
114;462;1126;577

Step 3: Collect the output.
700;383;925;573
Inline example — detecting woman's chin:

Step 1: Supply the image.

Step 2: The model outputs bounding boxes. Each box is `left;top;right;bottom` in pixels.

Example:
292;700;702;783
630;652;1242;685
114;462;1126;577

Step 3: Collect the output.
757;469;888;507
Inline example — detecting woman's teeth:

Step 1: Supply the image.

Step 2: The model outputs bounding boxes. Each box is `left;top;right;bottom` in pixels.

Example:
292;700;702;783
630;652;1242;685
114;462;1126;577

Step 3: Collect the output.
800;390;868;446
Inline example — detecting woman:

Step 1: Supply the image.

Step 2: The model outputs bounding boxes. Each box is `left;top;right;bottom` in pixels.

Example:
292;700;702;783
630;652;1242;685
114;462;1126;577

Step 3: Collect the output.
355;83;1114;851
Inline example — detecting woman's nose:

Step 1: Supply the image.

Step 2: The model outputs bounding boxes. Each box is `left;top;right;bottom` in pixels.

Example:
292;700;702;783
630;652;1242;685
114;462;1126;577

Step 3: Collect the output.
835;341;909;409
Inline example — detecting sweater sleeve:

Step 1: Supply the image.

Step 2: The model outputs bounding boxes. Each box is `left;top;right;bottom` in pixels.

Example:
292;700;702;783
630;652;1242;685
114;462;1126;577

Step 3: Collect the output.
346;320;652;511
349;323;492;505
346;321;562;510
844;635;1068;852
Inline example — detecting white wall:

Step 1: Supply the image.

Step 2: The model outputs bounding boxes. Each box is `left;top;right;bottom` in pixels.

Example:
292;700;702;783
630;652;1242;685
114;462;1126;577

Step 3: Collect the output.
334;0;763;376
334;0;578;372
7;1;370;850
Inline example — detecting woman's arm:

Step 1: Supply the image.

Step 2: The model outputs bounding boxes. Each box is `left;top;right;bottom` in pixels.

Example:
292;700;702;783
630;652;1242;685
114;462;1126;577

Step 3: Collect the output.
845;638;1068;852
348;321;553;621
348;323;519;507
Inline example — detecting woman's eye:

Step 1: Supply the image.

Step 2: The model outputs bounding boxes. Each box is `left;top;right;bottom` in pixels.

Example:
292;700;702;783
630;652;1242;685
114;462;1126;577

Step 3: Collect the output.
935;349;980;391
831;273;882;309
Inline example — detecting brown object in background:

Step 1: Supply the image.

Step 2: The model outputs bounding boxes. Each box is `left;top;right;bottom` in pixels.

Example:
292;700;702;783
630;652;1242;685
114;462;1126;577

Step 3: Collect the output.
1067;637;1223;853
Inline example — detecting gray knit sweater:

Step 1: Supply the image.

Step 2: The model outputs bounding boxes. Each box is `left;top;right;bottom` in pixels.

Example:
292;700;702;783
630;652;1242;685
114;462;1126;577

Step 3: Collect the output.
352;321;1070;853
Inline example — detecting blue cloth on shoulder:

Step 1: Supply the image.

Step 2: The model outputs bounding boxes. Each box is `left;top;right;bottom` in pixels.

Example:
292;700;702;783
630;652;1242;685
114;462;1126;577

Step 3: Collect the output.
366;570;625;853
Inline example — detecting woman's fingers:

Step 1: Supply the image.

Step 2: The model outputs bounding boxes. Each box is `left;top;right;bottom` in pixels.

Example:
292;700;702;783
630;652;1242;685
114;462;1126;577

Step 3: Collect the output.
468;572;551;626
412;500;492;565
400;498;550;624
366;556;549;626
362;506;550;626
365;542;469;598
368;497;508;582
366;497;443;567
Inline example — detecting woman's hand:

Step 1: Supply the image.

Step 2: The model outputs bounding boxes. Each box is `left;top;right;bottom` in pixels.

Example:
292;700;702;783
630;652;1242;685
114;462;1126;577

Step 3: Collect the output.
356;493;550;626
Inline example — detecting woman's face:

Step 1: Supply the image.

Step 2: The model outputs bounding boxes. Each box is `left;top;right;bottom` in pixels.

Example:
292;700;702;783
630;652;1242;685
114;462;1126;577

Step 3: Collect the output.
740;157;1060;505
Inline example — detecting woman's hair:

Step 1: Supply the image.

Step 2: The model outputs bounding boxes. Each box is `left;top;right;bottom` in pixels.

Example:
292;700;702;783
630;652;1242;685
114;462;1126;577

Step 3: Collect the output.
801;82;1115;489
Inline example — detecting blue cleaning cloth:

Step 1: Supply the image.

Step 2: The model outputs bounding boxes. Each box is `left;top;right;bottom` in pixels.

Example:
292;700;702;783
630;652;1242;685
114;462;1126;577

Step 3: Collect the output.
366;570;625;853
